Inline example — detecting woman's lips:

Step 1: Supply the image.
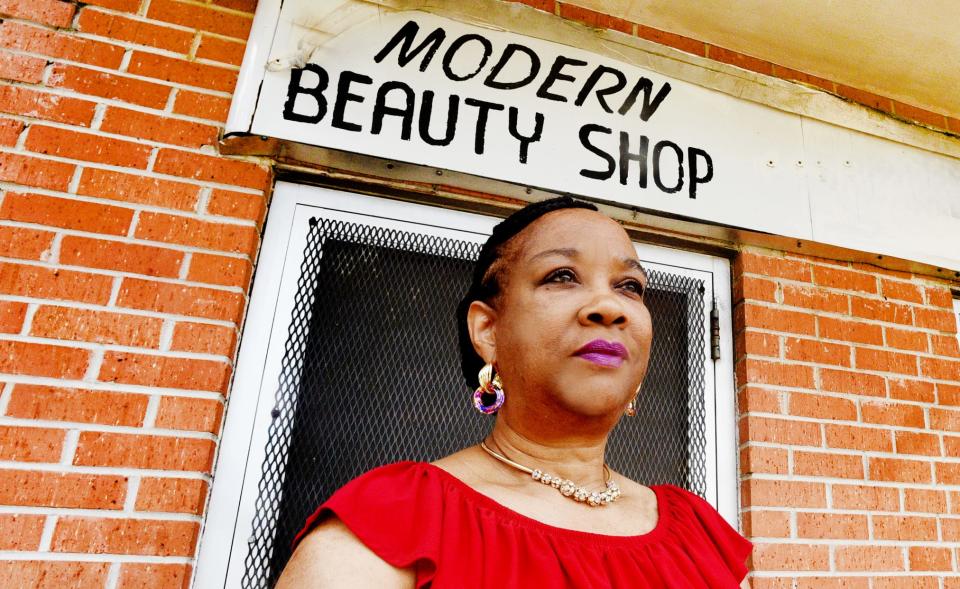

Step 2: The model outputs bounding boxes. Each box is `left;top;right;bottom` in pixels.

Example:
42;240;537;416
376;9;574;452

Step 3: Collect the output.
574;339;628;368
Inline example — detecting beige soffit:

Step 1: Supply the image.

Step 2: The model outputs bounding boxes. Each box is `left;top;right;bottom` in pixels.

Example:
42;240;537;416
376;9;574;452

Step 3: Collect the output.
568;0;960;120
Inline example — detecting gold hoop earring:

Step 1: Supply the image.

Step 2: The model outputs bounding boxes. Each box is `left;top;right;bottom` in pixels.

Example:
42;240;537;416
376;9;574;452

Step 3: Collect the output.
625;387;640;417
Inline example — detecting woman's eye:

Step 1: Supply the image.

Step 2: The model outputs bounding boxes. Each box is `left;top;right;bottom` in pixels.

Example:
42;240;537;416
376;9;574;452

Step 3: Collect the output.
620;279;646;296
545;269;576;283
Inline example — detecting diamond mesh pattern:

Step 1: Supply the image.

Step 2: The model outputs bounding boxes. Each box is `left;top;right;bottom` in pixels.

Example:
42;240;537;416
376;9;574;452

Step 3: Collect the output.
240;216;708;588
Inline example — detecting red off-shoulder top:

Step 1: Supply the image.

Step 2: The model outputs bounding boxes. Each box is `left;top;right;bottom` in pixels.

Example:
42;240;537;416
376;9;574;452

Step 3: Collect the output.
293;461;753;588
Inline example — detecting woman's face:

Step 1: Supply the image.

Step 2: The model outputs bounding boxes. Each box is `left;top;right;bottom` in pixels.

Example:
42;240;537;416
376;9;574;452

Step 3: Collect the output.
472;208;653;421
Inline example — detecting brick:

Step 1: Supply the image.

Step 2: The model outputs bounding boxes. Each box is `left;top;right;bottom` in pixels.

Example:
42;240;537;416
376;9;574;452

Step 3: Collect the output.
0;50;45;83
173;89;231;122
52;517;199;556
904;488;945;513
739;415;820;446
0;561;108;589
0;152;75;191
99;351;231;393
6;384;147;426
154;148;271;190
83;0;140;11
941;383;960;406
944;518;960;541
880;279;923;303
835;84;894;113
118;563;192;589
211;0;256;11
832;483;899;511
0;21;124;69
48;63;170;109
787;392;856;421
737;386;780;414
0;340;88;378
196;34;246;65
170;321;236;356
946;436;960;458
784;337;850;367
60;235;184;278
0;86;97;126
738;251;811;282
1;192;133;236
739;330;779;357
914;307;955;331
884;326;927;352
743;303;816;336
77;168;200;211
855;347;917;375
0;514;44;549
740;445;787;475
26;125;151;168
100;107;219;148
135;477;207;514
770;65;835;92
740;358;814;388
869;457;931;483
0;425;63;461
31;305;163;346
0;0;75;27
812;265;878;294
0;117;22;145
861;400;925;428
733;275;776;303
116;277;245;322
742;478;825;508
931;407;960;432
148;0;253;40
635;24;706;57
156;396;222;433
895;431;940;456
207;189;267;227
835;545;904;571
0;225;54;260
128;50;237;92
932;334;960;358
907;546;951;571
187;252;252;288
707;45;773;75
751;542;829;570
825;424;893;452
850;297;913;325
818;316;883;345
74;431;215;471
793;451;863;479
742;509;789;537
872;515;937;541
937;461;960;485
0;469;126;508
796;512;868;539
924;287;954;309
558;4;632;34
780;285;847;313
949;117;960;135
0;300;27;332
921;357;960;380
0;262;113;304
819;368;885;397
135;211;259;256
77;8;194;53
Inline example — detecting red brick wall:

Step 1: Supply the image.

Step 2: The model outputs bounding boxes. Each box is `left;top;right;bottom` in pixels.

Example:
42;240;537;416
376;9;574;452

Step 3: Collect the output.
0;0;268;586
734;249;960;587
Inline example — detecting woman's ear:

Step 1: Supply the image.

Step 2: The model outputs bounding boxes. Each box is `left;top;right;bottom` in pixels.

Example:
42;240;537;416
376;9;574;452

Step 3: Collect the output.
466;299;497;364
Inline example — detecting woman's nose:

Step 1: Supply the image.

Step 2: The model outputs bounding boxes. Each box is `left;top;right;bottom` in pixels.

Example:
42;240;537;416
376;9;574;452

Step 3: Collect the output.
577;290;628;326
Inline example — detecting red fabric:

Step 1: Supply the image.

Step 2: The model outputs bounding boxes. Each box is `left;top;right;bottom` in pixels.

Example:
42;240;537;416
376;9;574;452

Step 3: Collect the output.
293;461;753;588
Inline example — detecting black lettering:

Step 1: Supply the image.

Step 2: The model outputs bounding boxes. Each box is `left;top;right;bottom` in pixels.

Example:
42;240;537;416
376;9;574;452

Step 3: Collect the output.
331;70;372;132
419;91;459;146
688;147;713;199
536;55;587;102
653;140;684;193
442;33;493;81
618;78;672;121
578;124;614;180
371;81;416;140
464;98;504;155
373;20;446;72
484;43;541;90
619;132;649;186
507;107;543;164
574;65;627;113
282;64;329;123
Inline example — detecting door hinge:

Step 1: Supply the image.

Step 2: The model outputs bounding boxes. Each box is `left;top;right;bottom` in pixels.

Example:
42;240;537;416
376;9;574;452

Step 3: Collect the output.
710;298;720;361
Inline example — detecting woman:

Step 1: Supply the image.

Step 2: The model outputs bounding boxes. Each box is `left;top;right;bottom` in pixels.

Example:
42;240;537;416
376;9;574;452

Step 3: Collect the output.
277;197;753;588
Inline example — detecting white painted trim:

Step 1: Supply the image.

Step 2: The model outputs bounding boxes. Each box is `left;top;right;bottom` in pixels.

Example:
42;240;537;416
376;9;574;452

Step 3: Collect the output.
225;0;283;134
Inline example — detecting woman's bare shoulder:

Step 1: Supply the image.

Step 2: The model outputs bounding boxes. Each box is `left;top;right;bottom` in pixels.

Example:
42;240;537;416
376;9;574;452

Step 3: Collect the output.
275;515;415;589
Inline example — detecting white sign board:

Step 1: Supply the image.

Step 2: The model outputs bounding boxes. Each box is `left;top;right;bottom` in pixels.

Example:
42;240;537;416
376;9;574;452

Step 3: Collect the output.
248;4;960;271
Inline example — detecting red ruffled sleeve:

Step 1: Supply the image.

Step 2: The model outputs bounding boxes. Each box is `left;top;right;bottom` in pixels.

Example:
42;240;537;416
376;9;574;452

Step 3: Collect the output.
669;484;754;583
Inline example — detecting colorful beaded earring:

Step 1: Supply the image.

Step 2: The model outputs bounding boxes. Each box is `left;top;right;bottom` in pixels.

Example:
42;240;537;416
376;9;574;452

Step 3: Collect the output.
473;363;504;414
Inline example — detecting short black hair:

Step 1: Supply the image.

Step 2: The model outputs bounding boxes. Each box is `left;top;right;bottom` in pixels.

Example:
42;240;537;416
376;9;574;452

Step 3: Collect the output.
456;196;599;389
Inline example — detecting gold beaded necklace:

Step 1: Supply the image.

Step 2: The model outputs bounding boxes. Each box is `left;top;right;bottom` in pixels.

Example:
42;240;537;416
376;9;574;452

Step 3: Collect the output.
479;440;622;507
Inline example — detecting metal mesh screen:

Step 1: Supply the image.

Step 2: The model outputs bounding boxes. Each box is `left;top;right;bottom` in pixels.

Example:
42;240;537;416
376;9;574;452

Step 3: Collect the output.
240;216;708;588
